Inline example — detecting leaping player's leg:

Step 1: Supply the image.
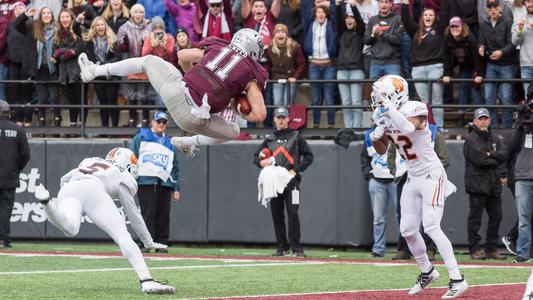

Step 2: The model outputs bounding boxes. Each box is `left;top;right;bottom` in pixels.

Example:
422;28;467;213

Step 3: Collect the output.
41;182;84;237
78;53;146;81
523;269;533;299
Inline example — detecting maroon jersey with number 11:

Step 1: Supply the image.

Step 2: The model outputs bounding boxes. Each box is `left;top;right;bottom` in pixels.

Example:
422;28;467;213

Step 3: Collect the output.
182;37;268;114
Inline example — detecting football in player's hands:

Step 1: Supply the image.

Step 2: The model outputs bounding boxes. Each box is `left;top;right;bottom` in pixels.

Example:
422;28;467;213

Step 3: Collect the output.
259;148;272;160
236;94;252;115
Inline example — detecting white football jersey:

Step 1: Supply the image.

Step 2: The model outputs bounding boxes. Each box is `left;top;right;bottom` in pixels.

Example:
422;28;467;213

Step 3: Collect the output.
382;101;442;176
62;157;138;198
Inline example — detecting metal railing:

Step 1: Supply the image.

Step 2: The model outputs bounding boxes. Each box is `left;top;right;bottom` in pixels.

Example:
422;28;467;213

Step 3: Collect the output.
5;77;530;137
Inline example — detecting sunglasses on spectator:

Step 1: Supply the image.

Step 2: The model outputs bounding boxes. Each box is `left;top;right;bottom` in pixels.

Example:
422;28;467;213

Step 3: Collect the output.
210;3;221;7
156;119;167;125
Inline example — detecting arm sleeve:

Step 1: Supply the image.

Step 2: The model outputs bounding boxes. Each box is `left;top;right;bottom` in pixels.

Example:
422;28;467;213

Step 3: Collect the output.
129;133;141;156
293;45;306;79
353;5;365;36
400;4;417;37
118;183;153;244
253;139;270;167
511;22;523;46
360;147;372;181
294;136;313;173
18;128;30;170
171;150;180;192
363;18;376;45
387;144;396;176
381;16;404;45
387;106;416;134
500;21;516;55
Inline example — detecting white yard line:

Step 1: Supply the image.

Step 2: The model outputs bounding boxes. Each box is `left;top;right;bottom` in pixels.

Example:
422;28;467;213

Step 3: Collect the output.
0;261;325;276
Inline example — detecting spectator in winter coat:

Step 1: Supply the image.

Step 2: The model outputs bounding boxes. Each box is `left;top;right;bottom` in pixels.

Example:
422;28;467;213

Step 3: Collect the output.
165;0;197;41
196;0;234;41
6;1;32;127
117;3;152;127
336;0;365;128
102;0;130;34
14;7;60;127
512;0;533;94
478;0;518;128
83;16;122;127
137;0;177;35
401;0;445;126
442;17;484;122
265;23;306;107
51;8;84;127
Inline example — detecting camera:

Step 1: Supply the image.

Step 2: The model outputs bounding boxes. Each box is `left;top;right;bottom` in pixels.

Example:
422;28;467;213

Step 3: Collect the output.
155;32;164;40
517;99;533;125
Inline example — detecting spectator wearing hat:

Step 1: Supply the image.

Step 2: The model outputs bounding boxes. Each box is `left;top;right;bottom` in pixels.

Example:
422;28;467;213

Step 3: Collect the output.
197;0;234;41
117;3;151;127
335;0;365;129
463;107;507;260
165;0;197;41
129;111;181;252
264;23;306;107
442;16;484;124
253;107;314;257
512;0;533;94
142;16;176;108
83;16;122;127
7;1;32;128
479;0;519;128
0;100;30;249
439;0;478;37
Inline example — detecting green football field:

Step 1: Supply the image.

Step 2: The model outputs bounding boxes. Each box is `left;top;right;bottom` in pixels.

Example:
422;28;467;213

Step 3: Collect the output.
0;242;530;299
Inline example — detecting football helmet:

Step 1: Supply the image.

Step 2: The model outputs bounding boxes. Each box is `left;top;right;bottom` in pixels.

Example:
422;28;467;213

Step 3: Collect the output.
230;28;264;61
105;147;138;179
371;75;409;110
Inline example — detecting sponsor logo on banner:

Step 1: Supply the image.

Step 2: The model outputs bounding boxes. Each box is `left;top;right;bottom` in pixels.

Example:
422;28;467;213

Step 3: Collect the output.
142;153;169;169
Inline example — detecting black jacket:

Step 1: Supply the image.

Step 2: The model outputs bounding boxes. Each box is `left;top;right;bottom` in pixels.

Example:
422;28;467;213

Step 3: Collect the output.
439;0;478;30
13;13;41;77
0;116;30;189
507;126;533;181
478;16;518;66
53;30;84;85
464;125;507;196
443;33;485;77
335;4;365;70
253;128;314;186
401;4;444;67
6;21;24;64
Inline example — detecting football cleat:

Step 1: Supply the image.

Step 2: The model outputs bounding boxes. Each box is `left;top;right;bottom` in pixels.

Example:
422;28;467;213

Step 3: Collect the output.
78;53;96;82
140;279;175;294
442;276;468;299
171;137;197;157
408;266;440;295
35;184;50;204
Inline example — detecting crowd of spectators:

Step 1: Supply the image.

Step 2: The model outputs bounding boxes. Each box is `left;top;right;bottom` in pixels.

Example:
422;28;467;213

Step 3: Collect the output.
0;0;532;130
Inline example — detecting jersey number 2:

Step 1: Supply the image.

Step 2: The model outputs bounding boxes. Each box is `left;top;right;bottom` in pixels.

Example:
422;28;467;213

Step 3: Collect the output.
396;135;417;160
79;162;110;175
205;47;242;81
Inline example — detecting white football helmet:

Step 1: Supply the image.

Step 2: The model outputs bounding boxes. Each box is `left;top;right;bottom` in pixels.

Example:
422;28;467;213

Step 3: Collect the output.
105;147;138;179
371;75;409;110
230;28;264;61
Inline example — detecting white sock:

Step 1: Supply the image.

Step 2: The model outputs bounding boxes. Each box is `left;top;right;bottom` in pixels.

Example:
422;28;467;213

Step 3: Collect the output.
404;232;432;273
426;228;462;280
94;57;146;77
180;135;226;146
115;233;152;281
